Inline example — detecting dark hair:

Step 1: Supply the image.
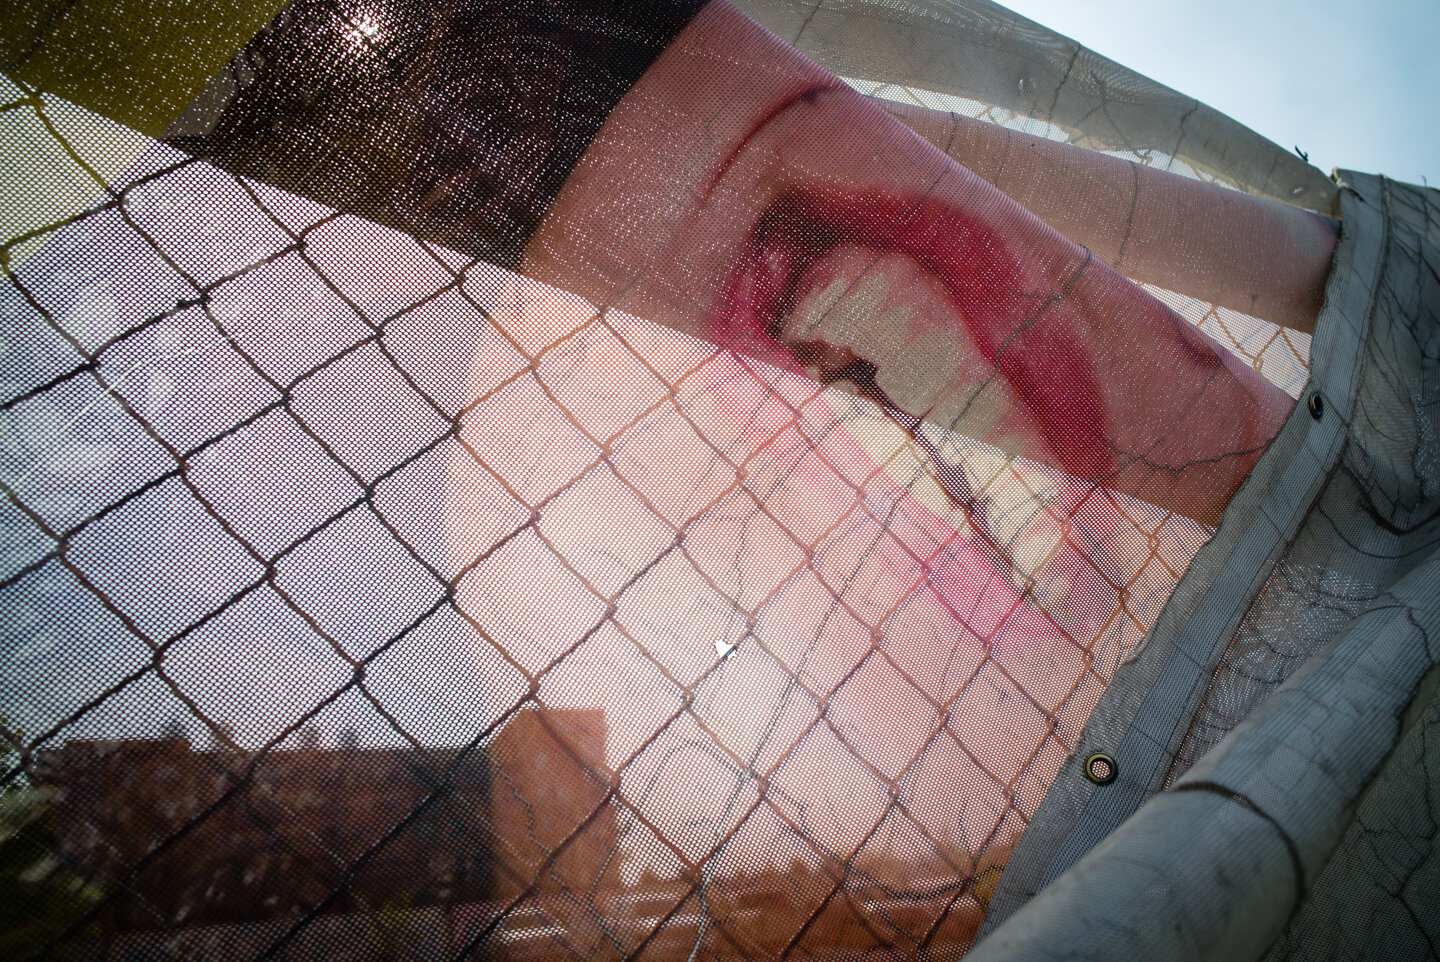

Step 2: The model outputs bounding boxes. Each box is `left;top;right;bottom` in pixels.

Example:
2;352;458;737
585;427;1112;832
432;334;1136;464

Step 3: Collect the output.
167;0;708;268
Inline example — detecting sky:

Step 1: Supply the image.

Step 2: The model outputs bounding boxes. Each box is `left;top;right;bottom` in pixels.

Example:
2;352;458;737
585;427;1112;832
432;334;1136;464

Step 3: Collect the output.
1001;0;1439;187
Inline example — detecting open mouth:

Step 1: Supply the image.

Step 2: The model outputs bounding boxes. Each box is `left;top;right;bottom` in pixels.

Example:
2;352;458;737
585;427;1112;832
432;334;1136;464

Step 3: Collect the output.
710;188;1115;480
708;188;1120;616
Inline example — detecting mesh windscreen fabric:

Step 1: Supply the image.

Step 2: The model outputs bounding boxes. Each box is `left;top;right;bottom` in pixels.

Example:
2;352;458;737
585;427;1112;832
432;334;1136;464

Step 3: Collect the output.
1;2;1329;960
1162;181;1440;798
971;172;1439;958
1201;179;1440;959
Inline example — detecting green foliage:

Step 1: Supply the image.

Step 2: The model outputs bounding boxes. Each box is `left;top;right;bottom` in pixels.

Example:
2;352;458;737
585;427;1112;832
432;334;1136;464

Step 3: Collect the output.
0;789;105;959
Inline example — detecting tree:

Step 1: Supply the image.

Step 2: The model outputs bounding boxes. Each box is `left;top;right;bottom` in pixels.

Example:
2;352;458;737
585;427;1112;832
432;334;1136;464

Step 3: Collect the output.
0;719;103;958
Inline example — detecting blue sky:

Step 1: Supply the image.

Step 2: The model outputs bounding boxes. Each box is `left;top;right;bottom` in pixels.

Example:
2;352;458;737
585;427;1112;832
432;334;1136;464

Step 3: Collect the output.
1002;0;1439;187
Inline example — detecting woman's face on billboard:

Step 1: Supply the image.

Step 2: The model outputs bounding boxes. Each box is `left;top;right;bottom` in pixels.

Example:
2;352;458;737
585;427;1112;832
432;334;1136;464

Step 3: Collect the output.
447;0;1289;873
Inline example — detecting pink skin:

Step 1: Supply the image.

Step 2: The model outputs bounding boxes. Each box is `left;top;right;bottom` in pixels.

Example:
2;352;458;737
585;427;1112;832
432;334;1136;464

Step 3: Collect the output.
453;276;1193;888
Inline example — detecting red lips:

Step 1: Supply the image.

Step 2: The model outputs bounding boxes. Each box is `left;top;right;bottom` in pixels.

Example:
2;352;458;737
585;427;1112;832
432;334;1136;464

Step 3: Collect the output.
708;188;1117;483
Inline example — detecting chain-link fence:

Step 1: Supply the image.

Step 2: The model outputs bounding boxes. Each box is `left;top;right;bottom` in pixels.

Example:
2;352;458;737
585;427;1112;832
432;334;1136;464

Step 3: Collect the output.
1;45;1312;962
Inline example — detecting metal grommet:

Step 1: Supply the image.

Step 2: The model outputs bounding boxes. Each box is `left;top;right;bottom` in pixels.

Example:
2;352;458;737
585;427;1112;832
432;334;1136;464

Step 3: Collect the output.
1084;752;1118;786
1308;392;1324;420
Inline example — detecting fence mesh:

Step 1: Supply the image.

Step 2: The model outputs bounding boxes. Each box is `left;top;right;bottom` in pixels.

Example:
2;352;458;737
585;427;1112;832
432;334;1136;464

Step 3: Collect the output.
1;14;1312;962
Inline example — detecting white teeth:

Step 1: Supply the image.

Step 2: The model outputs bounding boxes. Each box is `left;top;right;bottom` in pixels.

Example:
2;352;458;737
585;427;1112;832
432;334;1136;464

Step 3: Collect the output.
783;264;987;431
978;461;1071;612
950;441;1008;494
839;404;1072;611
926;378;1015;448
785;275;887;347
784;261;1075;615
839;405;968;530
870;323;961;411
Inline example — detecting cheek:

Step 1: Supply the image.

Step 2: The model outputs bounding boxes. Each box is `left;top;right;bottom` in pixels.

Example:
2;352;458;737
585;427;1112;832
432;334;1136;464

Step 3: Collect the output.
445;271;1195;858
